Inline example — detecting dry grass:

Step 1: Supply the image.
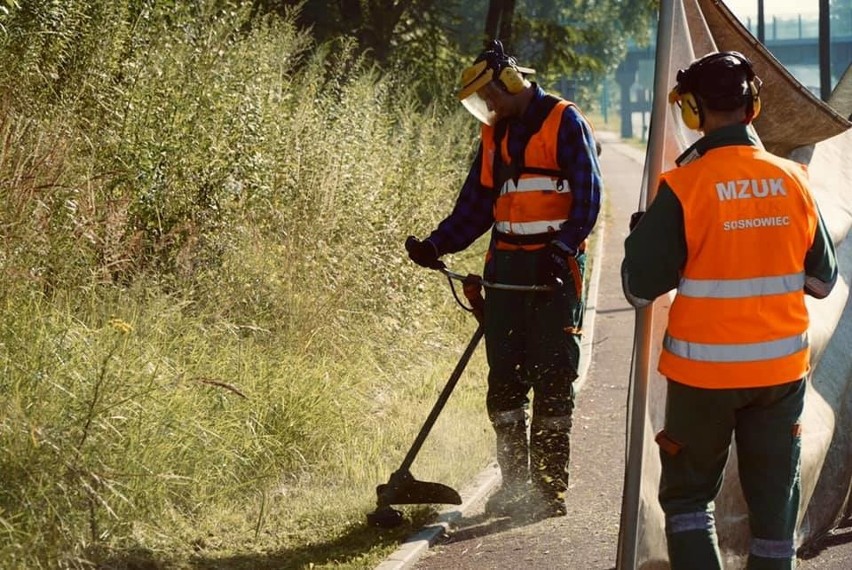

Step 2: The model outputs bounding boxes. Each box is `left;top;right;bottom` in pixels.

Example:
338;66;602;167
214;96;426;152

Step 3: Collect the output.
0;4;494;568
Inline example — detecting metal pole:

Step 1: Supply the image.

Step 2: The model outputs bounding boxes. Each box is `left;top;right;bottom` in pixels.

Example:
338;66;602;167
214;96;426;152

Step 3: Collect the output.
757;0;765;43
819;0;831;100
615;1;674;567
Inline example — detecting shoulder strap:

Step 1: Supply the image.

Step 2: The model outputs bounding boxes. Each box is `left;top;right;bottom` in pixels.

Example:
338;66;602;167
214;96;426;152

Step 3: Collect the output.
492;95;565;189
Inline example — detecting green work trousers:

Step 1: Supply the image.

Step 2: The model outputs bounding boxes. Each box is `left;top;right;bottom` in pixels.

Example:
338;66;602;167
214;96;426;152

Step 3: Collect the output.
658;378;805;570
483;247;585;496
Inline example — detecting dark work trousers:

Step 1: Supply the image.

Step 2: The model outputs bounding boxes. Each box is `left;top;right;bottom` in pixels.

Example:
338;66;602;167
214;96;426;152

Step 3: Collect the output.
483;247;585;498
658;378;805;570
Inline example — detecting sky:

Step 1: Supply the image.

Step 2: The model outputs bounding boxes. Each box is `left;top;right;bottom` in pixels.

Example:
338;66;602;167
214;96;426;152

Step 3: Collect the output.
723;0;821;18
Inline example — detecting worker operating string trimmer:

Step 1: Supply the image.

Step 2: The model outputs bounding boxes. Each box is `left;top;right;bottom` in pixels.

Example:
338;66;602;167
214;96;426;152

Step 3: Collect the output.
404;38;602;521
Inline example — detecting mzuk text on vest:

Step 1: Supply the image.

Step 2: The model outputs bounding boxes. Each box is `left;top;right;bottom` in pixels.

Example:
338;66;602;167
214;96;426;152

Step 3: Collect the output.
714;177;793;232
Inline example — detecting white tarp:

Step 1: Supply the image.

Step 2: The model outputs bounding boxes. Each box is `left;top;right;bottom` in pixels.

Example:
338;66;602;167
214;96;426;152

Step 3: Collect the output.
619;1;852;568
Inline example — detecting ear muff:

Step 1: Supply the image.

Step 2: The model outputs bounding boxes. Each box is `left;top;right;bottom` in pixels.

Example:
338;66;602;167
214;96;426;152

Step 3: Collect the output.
746;78;762;122
497;65;525;94
667;85;704;131
679;92;703;131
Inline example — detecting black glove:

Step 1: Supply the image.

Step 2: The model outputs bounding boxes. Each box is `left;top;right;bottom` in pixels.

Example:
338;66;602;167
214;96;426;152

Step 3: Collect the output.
405;236;444;270
544;240;583;292
629;211;645;232
543;240;577;288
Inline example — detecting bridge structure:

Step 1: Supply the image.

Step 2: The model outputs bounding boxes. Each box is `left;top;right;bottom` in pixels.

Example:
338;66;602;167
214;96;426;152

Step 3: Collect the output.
616;18;852;139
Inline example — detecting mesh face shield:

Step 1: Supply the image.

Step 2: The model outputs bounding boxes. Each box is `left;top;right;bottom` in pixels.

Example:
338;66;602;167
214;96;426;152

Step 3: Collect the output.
458;60;499;125
461;91;497;126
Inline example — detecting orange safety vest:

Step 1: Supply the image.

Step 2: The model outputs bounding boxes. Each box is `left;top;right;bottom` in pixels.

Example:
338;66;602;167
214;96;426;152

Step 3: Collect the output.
480;98;574;251
659;145;818;389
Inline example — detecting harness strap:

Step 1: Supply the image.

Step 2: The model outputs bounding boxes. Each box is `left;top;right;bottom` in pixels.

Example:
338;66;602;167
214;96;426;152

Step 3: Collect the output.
494;231;589;252
492;94;564;190
493;230;556;245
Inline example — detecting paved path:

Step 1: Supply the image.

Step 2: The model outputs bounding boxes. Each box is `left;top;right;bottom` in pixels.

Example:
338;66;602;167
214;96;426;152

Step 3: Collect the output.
377;132;852;570
396;132;643;570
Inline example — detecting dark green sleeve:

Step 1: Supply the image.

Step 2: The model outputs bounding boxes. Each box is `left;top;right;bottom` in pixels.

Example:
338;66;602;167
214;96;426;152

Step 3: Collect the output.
804;205;838;299
622;182;687;305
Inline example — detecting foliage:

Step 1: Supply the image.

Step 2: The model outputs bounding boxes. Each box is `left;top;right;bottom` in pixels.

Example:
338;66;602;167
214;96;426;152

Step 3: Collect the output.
0;1;492;567
507;0;656;103
256;0;657;106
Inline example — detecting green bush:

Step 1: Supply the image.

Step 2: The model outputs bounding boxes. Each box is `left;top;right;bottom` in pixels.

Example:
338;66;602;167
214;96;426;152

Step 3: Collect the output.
0;2;491;567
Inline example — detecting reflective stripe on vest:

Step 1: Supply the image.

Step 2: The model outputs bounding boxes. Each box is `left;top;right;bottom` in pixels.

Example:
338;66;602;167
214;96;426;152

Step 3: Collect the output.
678;272;805;298
664;332;808;363
494;219;567;235
499;176;571;195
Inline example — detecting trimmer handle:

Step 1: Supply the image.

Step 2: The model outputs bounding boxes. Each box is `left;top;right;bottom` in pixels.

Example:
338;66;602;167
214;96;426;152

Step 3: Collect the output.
438;267;557;293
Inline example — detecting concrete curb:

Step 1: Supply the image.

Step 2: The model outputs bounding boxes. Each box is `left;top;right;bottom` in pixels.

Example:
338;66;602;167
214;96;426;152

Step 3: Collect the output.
373;465;501;570
576;210;607;394
374;213;610;570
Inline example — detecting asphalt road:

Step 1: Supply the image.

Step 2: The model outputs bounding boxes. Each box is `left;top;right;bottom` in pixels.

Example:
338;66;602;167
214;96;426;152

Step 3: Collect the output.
380;132;852;570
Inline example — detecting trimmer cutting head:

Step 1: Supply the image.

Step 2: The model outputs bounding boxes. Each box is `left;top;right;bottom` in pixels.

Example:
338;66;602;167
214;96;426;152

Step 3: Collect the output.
366;273;486;529
366;468;462;528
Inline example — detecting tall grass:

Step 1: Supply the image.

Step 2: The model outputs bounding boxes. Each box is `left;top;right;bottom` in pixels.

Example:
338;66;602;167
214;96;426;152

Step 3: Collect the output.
0;2;493;567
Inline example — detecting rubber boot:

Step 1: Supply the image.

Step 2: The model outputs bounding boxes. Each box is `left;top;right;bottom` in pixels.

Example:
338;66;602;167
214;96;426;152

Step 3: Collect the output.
485;419;530;517
529;424;570;518
666;528;723;570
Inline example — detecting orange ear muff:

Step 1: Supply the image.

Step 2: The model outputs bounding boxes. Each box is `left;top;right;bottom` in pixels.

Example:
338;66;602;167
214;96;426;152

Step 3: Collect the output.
497;65;525;94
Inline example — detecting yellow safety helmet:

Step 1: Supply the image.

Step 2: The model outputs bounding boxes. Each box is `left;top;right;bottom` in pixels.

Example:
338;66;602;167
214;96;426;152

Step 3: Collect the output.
458;40;535;125
668;51;762;131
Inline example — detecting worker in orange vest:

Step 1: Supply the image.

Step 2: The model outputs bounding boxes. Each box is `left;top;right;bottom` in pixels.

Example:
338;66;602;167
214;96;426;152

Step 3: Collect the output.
406;40;602;520
622;51;838;569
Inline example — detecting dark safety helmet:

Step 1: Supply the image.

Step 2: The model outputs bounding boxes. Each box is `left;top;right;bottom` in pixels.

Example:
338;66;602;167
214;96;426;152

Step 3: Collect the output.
668;51;762;130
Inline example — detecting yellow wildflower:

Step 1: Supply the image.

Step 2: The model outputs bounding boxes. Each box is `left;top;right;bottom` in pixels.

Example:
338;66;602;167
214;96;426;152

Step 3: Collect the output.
108;317;133;334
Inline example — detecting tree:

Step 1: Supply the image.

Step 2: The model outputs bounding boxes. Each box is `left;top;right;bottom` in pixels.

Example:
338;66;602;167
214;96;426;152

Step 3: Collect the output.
252;0;461;64
483;0;656;81
484;0;516;52
254;1;656;105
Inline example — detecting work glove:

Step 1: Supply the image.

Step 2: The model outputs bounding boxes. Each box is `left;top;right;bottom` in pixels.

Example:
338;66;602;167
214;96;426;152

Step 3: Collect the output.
543;240;582;296
405;236;445;270
629;211;645;232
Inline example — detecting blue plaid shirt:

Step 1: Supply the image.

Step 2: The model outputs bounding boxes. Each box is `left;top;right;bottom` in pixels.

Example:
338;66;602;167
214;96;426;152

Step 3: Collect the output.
427;84;602;255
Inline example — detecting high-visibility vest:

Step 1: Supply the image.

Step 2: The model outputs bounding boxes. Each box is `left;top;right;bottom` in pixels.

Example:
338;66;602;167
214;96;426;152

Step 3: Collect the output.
659;145;818;389
480;98;574;251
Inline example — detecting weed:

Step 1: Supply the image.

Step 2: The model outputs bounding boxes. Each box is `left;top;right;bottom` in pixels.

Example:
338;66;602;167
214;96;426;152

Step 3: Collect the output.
0;2;492;568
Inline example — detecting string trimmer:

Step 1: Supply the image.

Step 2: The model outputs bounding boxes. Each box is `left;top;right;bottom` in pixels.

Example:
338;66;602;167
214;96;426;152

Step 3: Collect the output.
366;266;555;528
